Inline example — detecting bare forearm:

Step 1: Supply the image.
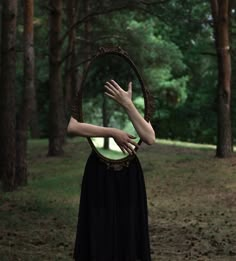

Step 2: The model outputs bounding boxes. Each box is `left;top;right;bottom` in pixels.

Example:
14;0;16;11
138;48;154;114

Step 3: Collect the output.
125;102;156;145
104;80;155;145
67;116;138;154
67;117;113;137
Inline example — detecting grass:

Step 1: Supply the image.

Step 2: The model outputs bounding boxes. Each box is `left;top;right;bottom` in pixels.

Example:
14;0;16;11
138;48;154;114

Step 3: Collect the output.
91;137;136;159
158;139;217;149
0;137;236;260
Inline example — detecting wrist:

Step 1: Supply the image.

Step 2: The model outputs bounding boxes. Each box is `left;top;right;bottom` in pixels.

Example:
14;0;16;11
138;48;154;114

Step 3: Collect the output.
124;100;134;111
108;127;116;138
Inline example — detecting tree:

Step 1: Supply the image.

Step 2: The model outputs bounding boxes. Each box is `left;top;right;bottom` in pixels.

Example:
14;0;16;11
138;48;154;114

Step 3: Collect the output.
145;1;218;143
0;0;17;191
15;0;35;186
83;0;92;71
64;0;79;115
0;2;2;74
48;0;66;156
231;2;236;145
210;0;232;157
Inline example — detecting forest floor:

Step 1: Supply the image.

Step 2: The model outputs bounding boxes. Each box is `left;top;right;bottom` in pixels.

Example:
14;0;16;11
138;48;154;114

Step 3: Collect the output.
0;138;236;261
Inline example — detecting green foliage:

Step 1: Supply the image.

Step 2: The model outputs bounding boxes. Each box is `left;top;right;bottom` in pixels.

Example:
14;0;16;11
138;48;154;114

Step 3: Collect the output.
82;53;140;130
14;0;236;144
144;1;219;144
88;12;190;137
133;96;144;114
125;18;189;107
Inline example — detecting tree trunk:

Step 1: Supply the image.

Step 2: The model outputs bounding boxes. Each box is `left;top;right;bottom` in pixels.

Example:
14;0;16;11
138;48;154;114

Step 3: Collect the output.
15;0;35;186
30;89;41;138
0;3;2;75
210;0;232;157
0;0;17;191
48;0;66;156
64;0;79;115
30;80;40;138
83;0;91;71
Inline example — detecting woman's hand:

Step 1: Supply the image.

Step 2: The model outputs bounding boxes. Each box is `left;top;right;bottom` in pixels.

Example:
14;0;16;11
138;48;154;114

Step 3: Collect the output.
105;79;156;145
104;80;133;109
111;128;138;155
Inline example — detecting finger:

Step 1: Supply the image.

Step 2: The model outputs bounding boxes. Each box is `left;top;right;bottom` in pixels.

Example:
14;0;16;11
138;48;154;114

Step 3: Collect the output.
128;143;137;153
124;147;132;155
124;144;135;155
110;80;122;90
119;145;126;154
105;82;116;91
105;82;119;94
128;82;132;93
128;134;137;139
104;85;116;96
104;92;116;100
129;139;139;148
121;145;129;154
127;146;136;155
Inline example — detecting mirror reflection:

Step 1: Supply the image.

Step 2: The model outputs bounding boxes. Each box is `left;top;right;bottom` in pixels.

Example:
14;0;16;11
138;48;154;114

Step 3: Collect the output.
82;53;145;160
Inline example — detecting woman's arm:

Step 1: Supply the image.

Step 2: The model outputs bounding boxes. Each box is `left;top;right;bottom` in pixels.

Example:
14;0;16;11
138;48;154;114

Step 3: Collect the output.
104;80;156;145
67;116;138;154
67;116;113;137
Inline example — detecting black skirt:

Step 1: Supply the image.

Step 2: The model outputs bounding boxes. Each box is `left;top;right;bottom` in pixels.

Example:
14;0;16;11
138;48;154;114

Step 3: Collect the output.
73;151;152;261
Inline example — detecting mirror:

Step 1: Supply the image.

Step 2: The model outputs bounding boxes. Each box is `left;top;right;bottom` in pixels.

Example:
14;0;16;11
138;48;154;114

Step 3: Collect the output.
76;47;150;163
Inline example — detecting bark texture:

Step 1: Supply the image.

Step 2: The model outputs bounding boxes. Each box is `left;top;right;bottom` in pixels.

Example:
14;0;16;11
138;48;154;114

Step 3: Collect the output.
83;0;92;71
0;0;17;191
48;0;66;156
64;0;79;114
15;0;35;186
210;0;232;157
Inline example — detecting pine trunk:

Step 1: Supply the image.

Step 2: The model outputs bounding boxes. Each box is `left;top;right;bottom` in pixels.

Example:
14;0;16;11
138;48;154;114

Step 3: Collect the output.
30;92;41;138
83;0;91;71
15;0;35;186
0;3;2;74
30;81;40;138
0;0;17;191
64;0;78;115
48;0;66;156
211;0;232;157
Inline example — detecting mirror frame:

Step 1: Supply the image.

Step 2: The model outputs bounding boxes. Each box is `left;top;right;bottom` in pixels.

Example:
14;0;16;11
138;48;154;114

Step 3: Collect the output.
71;46;153;166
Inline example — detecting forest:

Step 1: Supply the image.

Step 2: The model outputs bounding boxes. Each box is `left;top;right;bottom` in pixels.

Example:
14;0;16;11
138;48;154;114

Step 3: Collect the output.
1;1;236;260
0;0;236;191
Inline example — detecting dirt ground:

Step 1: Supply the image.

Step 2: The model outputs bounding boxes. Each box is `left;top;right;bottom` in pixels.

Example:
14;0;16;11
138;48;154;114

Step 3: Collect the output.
1;140;236;261
140;143;236;261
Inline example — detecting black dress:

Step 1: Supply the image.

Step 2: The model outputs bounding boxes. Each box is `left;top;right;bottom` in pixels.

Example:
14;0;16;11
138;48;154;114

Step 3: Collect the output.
73;151;152;261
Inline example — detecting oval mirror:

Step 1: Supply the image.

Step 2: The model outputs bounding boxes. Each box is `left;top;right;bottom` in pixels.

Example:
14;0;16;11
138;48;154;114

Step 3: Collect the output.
73;47;150;163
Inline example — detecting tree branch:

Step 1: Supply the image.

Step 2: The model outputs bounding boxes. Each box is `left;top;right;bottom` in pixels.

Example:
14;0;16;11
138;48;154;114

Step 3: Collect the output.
65;57;95;73
138;0;172;5
60;3;136;44
60;50;73;65
200;51;216;56
95;35;127;43
60;1;168;44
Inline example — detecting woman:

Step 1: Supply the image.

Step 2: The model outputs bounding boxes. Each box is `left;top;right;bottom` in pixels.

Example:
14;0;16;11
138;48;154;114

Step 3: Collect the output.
68;80;155;261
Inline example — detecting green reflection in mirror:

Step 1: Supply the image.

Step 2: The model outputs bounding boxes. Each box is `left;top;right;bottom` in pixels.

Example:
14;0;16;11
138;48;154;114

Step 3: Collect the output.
82;54;144;160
